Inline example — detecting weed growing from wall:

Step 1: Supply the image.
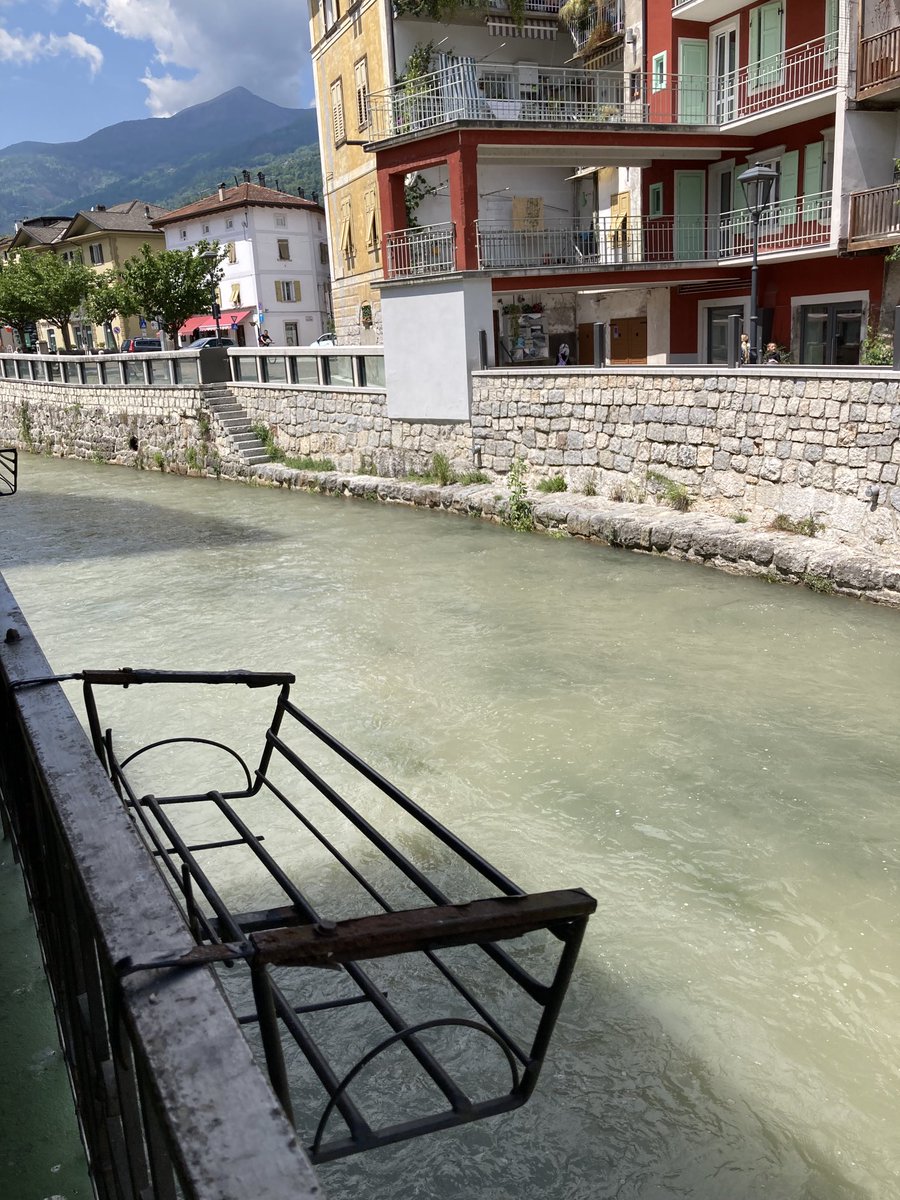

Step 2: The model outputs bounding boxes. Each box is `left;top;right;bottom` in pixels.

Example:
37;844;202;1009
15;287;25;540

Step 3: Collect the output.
646;470;691;511
537;474;567;493
18;401;34;450
504;457;534;532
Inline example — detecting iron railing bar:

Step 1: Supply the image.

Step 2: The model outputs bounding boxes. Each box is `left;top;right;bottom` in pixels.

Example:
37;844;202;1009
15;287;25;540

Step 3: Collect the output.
258;749;551;994
150;834;265;857
237;992;372;1022
277;700;523;894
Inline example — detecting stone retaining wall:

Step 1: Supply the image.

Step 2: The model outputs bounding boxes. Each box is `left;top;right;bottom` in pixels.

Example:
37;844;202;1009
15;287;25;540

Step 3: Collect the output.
471;368;900;549
234;385;473;475
0;378;212;472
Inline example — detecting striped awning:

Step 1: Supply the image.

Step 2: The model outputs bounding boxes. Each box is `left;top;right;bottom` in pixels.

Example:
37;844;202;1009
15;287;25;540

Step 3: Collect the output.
486;16;558;37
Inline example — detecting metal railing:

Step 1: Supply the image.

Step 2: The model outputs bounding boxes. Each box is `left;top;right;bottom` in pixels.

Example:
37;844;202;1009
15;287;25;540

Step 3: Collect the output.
384;222;457;278
727;31;840;121
487;0;560;13
0;576;320;1200
564;0;625;55
848;181;900;246
858;25;900;92
367;31;841;140
0;347;387;391
475;192;832;270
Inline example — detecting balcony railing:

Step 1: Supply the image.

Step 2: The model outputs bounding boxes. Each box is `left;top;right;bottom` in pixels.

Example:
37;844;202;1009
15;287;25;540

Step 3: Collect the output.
848;181;900;247
367;64;703;139
367;33;839;141
564;0;625;56
384;222;457;278
858;26;900;93
475;192;832;270
724;32;840;121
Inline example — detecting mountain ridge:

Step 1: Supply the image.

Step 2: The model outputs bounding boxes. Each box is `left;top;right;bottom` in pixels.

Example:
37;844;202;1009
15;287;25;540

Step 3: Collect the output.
0;88;322;235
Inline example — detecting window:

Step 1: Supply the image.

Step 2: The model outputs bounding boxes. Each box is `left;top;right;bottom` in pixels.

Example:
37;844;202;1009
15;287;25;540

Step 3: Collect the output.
339;198;354;258
319;242;330;265
202;224;210;234
354;57;370;130
799;301;863;365
365;189;379;250
89;242;104;264
284;321;299;346
180;229;187;240
275;214;287;228
225;218;234;230
274;280;302;302
649;183;663;218
331;78;346;145
225;241;237;264
277;238;291;260
229;283;242;306
749;1;784;92
651;52;666;93
825;0;839;61
323;0;337;29
62;249;84;264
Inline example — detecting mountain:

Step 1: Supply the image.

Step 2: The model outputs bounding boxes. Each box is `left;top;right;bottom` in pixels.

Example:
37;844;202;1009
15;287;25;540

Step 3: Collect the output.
0;88;322;234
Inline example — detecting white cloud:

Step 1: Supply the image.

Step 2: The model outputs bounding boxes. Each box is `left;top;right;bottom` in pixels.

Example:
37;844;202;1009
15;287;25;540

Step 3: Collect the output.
79;0;312;115
0;24;102;72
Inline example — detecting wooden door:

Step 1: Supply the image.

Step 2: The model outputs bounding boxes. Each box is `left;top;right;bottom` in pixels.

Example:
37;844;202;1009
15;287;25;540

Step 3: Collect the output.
609;317;647;365
577;322;594;364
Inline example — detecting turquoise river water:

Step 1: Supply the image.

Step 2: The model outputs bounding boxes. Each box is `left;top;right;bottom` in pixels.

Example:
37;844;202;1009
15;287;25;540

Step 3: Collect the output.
0;454;898;1200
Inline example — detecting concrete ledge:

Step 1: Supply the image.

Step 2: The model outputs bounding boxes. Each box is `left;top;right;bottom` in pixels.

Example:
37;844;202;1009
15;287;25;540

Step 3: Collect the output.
247;464;900;607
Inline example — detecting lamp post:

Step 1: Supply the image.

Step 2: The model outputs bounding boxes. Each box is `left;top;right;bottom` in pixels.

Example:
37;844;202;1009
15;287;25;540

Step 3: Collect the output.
737;162;778;365
199;249;222;342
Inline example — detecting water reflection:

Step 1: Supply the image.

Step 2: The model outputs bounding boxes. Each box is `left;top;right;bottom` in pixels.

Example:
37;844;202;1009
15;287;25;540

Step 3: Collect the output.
1;454;898;1200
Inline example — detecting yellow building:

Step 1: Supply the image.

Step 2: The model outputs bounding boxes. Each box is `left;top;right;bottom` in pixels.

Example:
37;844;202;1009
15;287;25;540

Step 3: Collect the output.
308;0;388;343
9;201;169;350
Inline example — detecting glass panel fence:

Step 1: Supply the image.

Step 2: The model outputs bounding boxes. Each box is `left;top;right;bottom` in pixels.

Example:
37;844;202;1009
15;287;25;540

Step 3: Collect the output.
326;356;354;387
360;356;386;388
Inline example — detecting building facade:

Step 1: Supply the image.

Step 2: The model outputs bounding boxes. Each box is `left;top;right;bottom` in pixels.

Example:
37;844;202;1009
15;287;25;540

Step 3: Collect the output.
8;202;169;350
308;0;900;415
153;179;332;347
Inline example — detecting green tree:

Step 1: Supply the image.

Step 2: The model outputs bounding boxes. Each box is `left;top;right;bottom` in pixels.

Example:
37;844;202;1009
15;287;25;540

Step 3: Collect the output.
23;252;94;351
116;242;224;344
0;257;43;349
84;273;124;349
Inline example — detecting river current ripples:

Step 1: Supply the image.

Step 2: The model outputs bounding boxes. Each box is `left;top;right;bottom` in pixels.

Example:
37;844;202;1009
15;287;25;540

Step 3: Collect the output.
1;454;898;1200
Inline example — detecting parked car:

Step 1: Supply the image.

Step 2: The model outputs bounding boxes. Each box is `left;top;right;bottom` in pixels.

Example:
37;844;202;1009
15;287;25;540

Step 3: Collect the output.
312;333;337;346
188;337;235;350
120;337;162;353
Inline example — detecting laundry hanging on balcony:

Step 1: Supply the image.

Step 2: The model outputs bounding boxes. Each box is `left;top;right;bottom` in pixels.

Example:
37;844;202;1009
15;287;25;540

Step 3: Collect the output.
436;52;480;121
486;16;557;37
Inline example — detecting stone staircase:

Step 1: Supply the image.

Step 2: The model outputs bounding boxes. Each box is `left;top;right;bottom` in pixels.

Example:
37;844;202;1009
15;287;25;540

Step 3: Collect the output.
201;383;270;467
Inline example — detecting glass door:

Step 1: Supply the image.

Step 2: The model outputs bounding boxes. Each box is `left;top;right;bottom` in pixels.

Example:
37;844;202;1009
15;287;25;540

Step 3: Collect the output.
800;302;864;365
707;305;744;364
712;25;737;123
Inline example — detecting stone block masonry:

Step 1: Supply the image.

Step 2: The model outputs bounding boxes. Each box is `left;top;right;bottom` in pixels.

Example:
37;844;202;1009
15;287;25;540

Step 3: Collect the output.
471;368;900;550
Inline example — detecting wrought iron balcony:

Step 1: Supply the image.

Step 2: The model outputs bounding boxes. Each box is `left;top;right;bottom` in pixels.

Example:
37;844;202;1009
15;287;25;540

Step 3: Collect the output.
848;182;900;249
858;26;900;94
475;192;832;271
385;222;457;278
562;0;625;56
719;32;841;123
367;62;707;140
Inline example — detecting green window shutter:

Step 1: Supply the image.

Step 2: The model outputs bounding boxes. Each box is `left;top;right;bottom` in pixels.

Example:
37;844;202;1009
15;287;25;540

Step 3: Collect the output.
780;150;799;225
751;2;783;90
294;280;302;301
274;280;284;302
803;142;824;221
825;0;839;60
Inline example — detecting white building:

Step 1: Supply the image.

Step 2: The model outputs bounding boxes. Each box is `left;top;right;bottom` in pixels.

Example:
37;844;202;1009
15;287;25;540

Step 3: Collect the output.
154;175;331;346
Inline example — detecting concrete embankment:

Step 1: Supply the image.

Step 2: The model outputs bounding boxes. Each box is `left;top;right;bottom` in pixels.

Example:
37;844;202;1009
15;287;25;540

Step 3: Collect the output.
249;463;900;607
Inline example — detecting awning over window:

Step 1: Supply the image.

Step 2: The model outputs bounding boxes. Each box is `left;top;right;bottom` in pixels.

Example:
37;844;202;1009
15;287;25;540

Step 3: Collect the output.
179;309;252;335
486;16;557;37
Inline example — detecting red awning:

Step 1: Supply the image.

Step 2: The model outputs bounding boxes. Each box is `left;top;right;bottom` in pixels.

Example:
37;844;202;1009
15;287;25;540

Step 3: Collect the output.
178;309;252;335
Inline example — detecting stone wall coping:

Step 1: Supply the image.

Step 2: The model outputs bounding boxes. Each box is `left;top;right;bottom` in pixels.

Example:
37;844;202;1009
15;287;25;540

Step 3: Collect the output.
231;382;386;394
474;366;900;381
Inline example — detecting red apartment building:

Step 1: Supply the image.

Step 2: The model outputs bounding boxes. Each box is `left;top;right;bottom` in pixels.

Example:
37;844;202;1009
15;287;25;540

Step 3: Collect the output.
312;0;900;414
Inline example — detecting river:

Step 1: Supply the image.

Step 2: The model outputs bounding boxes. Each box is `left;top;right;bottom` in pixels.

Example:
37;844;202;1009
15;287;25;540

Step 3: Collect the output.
1;454;898;1200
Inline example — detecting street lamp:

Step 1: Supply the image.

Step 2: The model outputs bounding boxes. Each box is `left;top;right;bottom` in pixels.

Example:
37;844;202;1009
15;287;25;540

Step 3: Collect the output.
737;162;778;365
199;249;222;342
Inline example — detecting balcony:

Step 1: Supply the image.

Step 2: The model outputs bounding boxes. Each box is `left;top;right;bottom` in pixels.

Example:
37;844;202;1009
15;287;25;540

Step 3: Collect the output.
385;222;457;278
857;26;900;96
720;33;841;131
848;182;900;250
474;192;832;272
367;63;706;142
562;0;625;57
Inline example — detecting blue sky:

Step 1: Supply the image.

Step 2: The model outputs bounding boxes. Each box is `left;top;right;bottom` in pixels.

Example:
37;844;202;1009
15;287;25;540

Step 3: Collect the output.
0;0;315;147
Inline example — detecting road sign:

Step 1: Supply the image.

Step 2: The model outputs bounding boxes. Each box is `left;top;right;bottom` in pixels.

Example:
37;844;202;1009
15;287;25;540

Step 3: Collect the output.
139;318;147;329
